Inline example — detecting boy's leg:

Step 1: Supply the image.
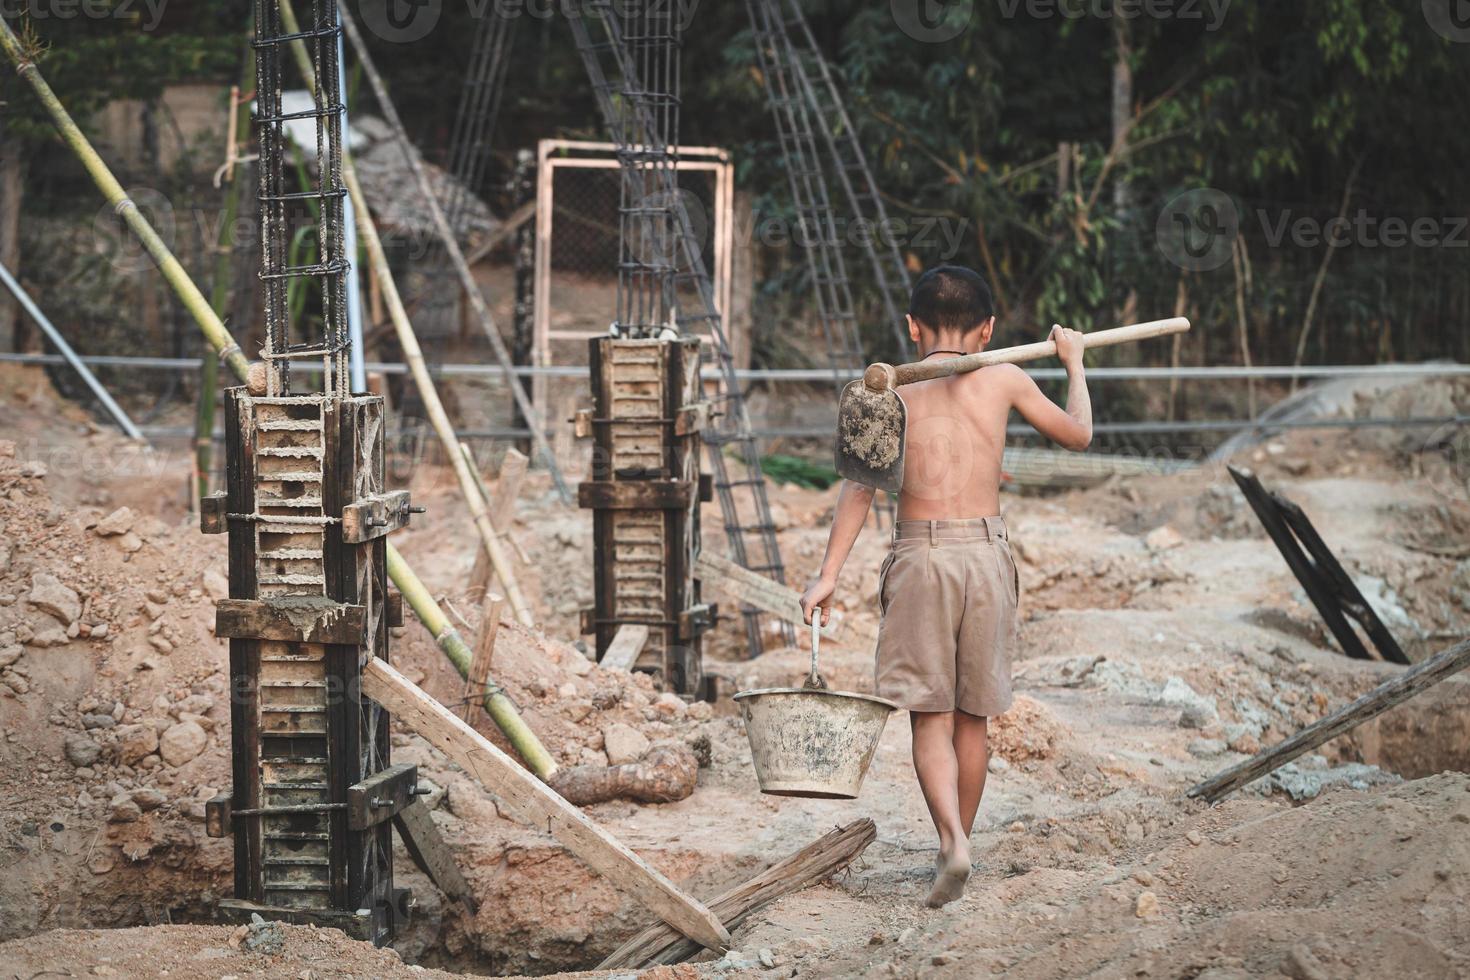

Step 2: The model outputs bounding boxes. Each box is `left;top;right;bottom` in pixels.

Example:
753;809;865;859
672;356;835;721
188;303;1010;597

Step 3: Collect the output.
909;711;971;907
954;710;990;835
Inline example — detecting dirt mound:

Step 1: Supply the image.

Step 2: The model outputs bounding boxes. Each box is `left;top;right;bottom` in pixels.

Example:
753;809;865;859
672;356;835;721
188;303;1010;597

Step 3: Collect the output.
0;922;464;979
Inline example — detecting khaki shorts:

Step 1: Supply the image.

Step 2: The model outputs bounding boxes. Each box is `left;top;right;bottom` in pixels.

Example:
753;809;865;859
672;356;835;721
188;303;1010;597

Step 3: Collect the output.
875;517;1018;716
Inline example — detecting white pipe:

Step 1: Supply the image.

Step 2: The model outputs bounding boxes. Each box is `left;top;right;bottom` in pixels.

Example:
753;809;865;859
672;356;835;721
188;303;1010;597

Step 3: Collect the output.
337;28;366;393
0;260;146;442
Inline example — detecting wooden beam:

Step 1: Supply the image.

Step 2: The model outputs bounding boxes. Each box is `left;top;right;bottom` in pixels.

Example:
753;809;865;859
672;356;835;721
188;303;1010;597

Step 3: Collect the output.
459;591;505;722
601;624;650;672
598;819;877;969
359;658;730;952
695;552;870;647
1188;639;1470;803
467;448;529;603
348;762;419;830
340;489;413;543
214;598;367;645
394;798;478;913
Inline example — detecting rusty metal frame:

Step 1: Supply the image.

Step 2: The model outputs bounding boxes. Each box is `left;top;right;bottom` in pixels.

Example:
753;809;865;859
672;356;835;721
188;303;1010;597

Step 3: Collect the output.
532;138;734;412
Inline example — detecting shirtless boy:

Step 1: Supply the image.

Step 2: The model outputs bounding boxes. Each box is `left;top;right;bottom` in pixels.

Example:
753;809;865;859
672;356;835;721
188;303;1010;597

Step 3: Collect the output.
799;265;1092;908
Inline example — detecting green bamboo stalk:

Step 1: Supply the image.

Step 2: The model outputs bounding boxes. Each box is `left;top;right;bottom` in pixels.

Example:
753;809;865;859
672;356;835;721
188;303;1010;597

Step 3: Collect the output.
275;0;535;629
0;14;558;779
0;21;253;386
386;547;557;778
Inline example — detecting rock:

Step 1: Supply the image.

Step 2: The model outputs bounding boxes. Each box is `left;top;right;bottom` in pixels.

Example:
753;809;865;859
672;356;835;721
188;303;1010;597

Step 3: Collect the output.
1144;526;1184;552
602;722;651;765
758;949;776;968
178;710;215;731
1185;830;1204;846
107;795;142;823
1007;821;1026;834
1134;890;1159;918
82;713;116;730
94;506;135;536
1178;703;1216;729
202;568;230;601
652;692;687;718
114;724;159;765
988;754;1010;774
1157;676;1217;725
3;673;30;694
90;623;109;639
27;625;68;647
27;573;81;626
158;720;207;767
116;532;143;554
1228;732;1261;754
130;787;166;811
1283;944;1330;980
65;733;102;767
1187;738;1227;758
0;645;21;668
686;700;713;721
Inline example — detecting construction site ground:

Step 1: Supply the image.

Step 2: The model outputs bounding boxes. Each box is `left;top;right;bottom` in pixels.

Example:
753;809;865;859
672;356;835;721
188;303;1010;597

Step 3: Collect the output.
1;364;1468;979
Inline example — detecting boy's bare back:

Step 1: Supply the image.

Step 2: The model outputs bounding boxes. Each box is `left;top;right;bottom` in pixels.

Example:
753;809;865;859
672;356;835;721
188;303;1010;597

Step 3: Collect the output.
898;340;1092;521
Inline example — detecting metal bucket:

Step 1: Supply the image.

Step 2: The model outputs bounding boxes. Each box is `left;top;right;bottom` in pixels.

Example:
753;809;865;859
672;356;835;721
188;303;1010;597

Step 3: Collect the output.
733;687;897;799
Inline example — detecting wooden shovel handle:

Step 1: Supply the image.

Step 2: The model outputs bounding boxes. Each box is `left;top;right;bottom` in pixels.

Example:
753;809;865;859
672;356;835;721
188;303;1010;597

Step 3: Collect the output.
863;317;1191;392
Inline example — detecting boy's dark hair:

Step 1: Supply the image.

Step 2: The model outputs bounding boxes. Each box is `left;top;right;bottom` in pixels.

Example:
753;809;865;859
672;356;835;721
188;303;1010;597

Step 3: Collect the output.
908;265;995;333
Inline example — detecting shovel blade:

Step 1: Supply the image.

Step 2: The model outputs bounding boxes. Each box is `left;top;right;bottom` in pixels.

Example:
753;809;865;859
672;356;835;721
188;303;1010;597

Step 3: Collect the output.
834;380;906;494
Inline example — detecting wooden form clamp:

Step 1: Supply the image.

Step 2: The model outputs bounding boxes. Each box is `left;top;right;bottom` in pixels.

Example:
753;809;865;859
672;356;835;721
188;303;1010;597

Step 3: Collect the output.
341;489;418;544
347;762;420;830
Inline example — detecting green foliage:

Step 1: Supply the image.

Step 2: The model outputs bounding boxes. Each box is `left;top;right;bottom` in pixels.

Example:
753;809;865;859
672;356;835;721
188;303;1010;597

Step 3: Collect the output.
761;453;839;491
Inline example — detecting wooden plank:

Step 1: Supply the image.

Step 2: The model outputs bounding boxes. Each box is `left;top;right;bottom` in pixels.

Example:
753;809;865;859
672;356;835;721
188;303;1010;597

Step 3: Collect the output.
360;658;729;952
347;762;419;830
598;819;877;969
578;480;692;510
1188;639;1470;803
458;591;505;721
393;799;477;913
217;898;374;940
340;489;412;543
695;552;868;646
601;624;650;672
214;598;367;645
468;449;529;602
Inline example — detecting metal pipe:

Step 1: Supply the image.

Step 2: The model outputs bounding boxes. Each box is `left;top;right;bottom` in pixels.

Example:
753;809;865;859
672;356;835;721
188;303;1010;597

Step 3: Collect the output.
0;260;146;442
2;351;1466;383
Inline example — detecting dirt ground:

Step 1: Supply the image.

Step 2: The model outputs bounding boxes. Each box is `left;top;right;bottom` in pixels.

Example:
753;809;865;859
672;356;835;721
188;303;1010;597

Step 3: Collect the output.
1;364;1468;979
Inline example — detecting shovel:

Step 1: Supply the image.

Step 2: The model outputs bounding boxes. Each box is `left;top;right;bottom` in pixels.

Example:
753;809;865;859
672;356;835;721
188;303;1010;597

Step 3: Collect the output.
835;317;1191;492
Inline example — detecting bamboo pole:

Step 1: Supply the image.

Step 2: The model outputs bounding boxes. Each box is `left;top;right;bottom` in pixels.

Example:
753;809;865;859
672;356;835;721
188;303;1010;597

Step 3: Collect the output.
0;14;557;779
386;549;556;778
274;0;533;627
336;0;571;505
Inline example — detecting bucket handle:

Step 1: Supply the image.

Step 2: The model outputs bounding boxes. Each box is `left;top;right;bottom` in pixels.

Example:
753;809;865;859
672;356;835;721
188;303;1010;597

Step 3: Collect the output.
804;614;829;690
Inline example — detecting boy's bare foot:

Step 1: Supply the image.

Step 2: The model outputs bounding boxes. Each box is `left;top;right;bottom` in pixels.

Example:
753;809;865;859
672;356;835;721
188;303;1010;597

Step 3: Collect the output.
925;846;971;907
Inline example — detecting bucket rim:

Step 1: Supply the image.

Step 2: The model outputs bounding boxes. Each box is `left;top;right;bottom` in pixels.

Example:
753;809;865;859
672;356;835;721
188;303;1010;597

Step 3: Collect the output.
732;687;899;711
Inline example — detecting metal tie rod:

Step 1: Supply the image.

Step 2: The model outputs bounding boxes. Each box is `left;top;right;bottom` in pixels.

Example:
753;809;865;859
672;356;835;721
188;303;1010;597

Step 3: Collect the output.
0;259;146;442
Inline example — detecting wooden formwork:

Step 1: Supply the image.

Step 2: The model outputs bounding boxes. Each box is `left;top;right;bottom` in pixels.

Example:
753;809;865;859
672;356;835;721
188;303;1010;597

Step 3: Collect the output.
579;337;715;697
208;389;405;943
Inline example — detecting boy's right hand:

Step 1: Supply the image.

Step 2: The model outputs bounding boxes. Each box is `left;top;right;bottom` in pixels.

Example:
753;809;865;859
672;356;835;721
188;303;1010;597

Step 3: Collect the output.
1051;324;1085;370
800;577;835;627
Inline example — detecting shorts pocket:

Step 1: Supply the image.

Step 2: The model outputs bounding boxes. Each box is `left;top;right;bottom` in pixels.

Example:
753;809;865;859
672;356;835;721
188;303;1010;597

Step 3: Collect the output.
999;540;1019;606
877;551;897;615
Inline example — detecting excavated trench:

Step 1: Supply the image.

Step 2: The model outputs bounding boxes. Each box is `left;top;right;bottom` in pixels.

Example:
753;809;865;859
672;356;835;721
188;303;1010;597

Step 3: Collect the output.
1347;679;1470;780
